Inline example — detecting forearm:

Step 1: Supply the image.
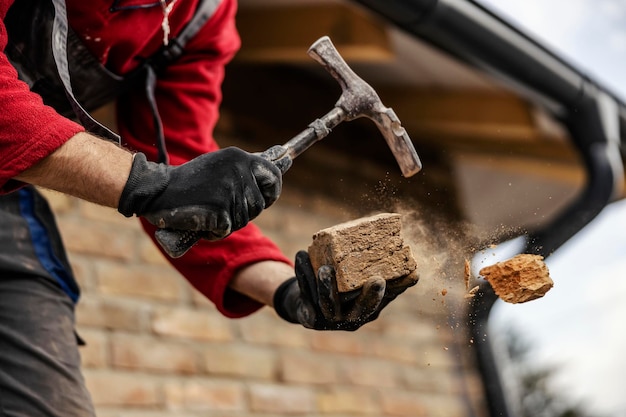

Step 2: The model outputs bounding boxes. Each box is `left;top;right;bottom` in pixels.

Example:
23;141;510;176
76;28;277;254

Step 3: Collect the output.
229;260;294;307
14;131;133;208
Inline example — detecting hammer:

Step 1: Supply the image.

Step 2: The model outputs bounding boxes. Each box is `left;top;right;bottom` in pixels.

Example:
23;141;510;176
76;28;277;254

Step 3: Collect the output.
155;36;422;258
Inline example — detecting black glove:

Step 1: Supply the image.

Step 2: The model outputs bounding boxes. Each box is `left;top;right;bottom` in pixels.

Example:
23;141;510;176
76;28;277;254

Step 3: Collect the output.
273;251;419;331
118;147;282;239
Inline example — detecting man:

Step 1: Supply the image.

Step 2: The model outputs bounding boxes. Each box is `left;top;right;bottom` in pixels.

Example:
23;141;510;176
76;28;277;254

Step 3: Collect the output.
0;0;419;415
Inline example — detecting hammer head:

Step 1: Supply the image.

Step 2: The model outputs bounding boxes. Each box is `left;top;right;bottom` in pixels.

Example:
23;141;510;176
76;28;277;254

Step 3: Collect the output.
308;36;422;177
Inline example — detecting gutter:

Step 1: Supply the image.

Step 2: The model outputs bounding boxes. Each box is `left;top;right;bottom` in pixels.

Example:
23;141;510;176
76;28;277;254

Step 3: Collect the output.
350;1;625;416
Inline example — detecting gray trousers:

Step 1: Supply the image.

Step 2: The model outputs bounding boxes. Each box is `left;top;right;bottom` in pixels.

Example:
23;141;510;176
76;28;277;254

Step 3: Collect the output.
0;188;95;416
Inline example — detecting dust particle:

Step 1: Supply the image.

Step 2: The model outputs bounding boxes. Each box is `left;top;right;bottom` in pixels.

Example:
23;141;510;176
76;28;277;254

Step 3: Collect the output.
464;258;471;290
464;286;480;299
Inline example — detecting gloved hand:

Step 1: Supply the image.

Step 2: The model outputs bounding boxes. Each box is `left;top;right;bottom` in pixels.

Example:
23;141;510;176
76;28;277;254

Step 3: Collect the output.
273;251;419;331
118;147;282;239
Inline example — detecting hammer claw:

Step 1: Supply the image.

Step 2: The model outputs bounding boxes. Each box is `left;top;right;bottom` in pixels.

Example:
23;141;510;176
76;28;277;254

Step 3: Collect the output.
308;36;422;177
371;107;423;177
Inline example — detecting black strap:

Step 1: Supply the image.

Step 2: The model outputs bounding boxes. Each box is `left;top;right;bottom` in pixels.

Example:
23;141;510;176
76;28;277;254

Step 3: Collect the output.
50;0;120;143
145;66;169;164
143;0;223;163
148;0;223;71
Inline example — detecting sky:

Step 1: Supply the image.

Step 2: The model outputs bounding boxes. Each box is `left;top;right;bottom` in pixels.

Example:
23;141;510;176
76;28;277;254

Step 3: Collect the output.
473;0;626;415
477;0;626;101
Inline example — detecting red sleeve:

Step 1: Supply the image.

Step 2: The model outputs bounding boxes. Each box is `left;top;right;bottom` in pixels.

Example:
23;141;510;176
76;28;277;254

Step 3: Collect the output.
0;2;85;193
117;0;292;317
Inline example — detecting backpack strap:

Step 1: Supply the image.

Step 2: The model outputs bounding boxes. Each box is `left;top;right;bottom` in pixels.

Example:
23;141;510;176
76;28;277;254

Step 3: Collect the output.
143;0;224;163
50;0;120;143
148;0;223;72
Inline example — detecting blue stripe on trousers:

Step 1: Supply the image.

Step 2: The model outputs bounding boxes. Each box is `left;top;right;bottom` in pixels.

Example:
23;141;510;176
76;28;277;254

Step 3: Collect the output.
17;188;79;303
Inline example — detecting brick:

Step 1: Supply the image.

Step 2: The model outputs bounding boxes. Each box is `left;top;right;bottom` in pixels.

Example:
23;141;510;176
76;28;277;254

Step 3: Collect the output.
402;367;460;394
249;384;316;414
237;312;310;348
76;297;149;332
369;338;420;364
310;331;367;355
58;218;137;260
308;213;418;292
279;352;338;385
317;387;379;415
418;346;458;369
340;358;399;388
190;286;217;309
379;391;428;417
111;334;199;374
417;393;467;417
381;317;443;343
203;344;276;379
96;262;185;302
152;308;233;342
164;380;245;412
68;254;95;292
78;329;109;369
84;371;162;407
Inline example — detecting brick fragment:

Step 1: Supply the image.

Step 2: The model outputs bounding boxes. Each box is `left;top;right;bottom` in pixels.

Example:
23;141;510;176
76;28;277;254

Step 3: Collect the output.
479;254;553;303
308;213;418;292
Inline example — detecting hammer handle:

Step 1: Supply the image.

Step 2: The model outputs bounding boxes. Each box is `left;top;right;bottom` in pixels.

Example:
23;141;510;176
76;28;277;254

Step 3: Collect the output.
154;107;346;258
273;106;345;165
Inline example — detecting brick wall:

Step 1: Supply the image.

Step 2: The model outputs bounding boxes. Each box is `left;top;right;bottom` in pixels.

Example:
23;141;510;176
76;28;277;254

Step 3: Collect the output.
40;173;487;417
41;103;488;417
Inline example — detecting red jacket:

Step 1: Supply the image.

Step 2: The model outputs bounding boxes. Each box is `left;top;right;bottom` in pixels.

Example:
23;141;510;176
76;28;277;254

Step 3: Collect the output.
0;0;292;317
